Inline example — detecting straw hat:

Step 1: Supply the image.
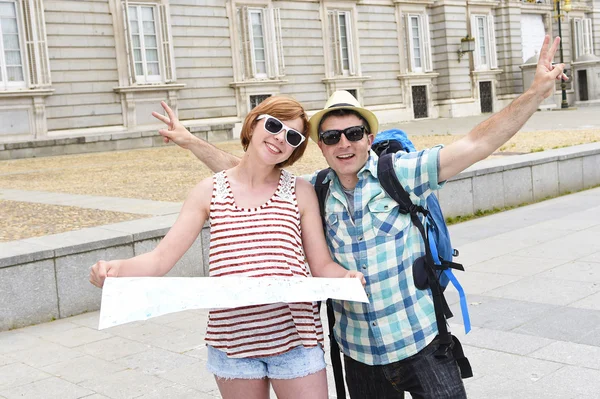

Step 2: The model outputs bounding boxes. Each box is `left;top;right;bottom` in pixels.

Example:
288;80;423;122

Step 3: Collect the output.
308;90;379;143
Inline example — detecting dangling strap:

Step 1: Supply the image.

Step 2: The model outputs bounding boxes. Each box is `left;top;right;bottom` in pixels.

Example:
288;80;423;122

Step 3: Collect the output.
444;269;471;334
314;169;346;399
429;234;471;334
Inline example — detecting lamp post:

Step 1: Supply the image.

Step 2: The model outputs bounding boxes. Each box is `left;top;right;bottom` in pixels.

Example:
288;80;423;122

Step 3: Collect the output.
556;0;572;108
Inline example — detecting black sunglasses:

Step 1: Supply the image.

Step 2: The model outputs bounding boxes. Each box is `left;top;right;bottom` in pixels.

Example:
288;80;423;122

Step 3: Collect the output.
257;114;306;148
319;125;367;146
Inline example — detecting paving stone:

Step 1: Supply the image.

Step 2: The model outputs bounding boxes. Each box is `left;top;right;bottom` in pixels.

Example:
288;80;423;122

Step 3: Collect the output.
75;336;150;362
41;355;127;384
467;254;568;276
453;233;539;266
79;368;173;398
513;229;600;261
571;291;600;311
578;325;600;346
534;365;600;398
147;310;198;325
538;261;600;283
580;251;600;263
60;311;99;329
115;347;199;376
109;320;177;344
465;296;555;331
160;360;218;393
147;329;206;354
530;341;600;370
0;355;15;367
463;346;563;383
513;306;600;343
182;344;208;362
0;331;46;355
0;376;94;399
464;373;575;399
0;363;50;391
459;328;555;355
450;270;522;295
165;312;209;332
486;275;600;306
42;325;112;348
135;384;214;399
17;318;79;338
5;341;84;368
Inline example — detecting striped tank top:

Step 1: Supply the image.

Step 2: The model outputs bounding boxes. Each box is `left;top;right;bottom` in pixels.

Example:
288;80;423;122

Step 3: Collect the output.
205;169;324;358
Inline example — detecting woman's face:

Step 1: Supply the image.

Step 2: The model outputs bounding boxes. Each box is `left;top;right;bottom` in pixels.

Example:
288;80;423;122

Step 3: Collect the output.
250;115;304;165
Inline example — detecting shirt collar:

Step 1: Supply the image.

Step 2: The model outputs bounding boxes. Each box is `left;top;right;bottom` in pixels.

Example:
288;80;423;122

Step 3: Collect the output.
322;150;379;186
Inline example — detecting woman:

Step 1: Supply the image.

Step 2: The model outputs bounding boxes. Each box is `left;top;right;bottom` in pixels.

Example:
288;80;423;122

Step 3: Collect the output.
89;96;364;399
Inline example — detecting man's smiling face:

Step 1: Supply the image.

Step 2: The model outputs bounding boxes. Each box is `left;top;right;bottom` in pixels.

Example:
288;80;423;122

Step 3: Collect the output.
317;113;374;188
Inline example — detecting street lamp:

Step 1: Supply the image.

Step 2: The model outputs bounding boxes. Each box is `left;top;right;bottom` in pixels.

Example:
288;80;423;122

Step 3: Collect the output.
555;0;572;108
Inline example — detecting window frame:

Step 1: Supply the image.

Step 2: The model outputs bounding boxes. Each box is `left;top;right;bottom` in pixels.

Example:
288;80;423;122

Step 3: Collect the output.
327;9;356;77
573;17;594;60
236;5;284;81
471;13;498;71
121;0;176;86
0;0;27;90
247;8;268;79
126;3;163;84
406;13;432;73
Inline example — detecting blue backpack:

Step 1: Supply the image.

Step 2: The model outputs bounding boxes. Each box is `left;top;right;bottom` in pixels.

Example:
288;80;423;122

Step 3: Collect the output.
372;129;470;332
315;129;473;399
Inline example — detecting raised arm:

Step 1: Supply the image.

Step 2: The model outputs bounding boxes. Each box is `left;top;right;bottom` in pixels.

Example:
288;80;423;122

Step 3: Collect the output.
296;178;365;284
89;178;212;288
152;101;240;172
438;35;567;182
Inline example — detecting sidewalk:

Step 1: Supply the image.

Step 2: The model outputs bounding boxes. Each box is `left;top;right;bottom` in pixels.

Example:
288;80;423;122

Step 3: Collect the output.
1;187;599;398
380;105;600;135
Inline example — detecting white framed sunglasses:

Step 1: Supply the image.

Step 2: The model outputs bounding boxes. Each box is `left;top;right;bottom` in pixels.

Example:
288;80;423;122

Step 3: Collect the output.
257;114;306;148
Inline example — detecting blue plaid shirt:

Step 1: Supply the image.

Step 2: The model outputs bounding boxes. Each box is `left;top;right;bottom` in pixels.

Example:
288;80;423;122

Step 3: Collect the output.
306;147;444;365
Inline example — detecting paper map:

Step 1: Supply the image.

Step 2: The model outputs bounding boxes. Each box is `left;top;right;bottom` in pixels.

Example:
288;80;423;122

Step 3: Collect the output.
98;277;368;330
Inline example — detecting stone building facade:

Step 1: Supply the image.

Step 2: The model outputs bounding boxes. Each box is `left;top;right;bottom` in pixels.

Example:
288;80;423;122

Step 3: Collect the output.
0;0;598;142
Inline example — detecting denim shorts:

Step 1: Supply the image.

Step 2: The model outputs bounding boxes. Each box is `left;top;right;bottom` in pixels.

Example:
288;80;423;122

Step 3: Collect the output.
206;344;326;380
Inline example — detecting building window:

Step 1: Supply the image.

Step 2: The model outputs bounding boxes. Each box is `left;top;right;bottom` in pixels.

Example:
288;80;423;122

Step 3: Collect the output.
122;1;175;85
573;18;594;60
0;0;50;91
328;10;356;76
249;94;270;109
406;14;432;73
0;1;24;89
471;14;498;70
237;6;284;80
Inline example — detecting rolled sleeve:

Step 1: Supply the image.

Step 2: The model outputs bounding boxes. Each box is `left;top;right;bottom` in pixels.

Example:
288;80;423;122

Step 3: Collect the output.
393;145;444;202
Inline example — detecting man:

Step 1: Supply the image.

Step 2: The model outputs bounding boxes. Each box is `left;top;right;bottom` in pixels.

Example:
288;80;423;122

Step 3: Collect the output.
153;36;566;398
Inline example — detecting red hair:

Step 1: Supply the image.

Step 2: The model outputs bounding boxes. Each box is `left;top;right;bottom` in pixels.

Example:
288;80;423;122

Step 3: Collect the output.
240;96;309;168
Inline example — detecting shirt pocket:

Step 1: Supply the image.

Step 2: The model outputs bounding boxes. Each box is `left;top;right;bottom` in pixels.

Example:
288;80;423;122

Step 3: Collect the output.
325;212;347;249
367;197;411;237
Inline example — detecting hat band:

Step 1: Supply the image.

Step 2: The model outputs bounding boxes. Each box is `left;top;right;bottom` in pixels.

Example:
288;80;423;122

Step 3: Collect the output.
328;102;356;108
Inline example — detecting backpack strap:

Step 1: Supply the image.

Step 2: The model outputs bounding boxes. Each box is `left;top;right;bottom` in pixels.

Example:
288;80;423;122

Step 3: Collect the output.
376;153;455;357
314;169;347;399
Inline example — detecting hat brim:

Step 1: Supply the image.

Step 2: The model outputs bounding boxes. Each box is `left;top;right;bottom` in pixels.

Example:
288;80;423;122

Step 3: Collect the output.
308;105;379;143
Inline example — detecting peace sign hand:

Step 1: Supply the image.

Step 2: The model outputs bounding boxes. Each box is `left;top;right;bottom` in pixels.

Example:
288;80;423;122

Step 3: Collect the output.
152;101;195;149
532;35;568;100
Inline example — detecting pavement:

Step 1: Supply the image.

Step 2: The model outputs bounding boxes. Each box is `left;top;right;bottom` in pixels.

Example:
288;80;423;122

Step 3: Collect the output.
1;186;600;398
1;106;600;398
380;105;600;135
